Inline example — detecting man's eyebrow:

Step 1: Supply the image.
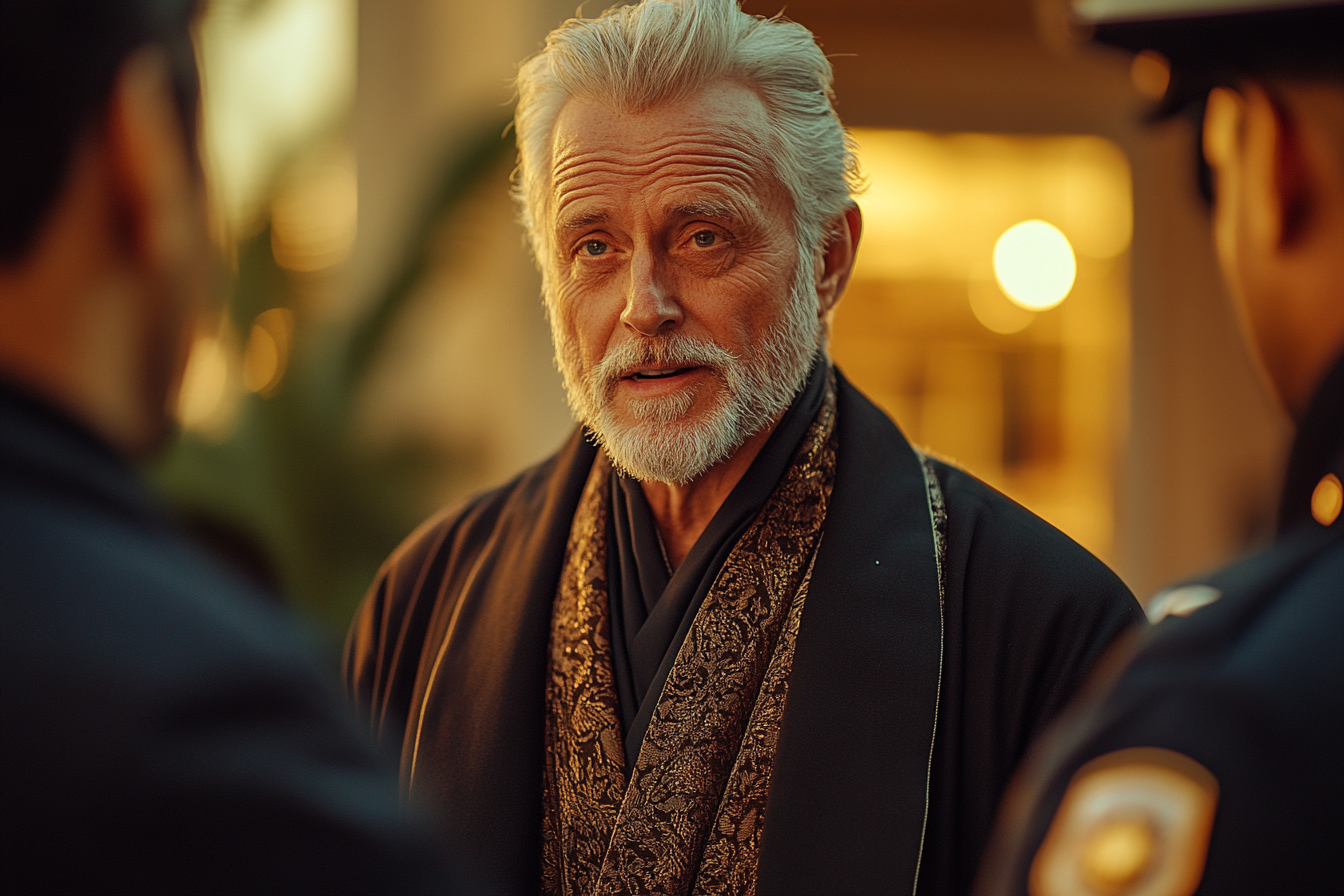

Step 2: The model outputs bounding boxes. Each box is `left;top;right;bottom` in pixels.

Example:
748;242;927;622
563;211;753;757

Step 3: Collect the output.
670;199;740;220
556;209;609;232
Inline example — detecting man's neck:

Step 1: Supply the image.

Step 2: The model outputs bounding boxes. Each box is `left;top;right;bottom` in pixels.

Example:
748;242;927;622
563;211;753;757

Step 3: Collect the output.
0;138;166;460
638;414;784;571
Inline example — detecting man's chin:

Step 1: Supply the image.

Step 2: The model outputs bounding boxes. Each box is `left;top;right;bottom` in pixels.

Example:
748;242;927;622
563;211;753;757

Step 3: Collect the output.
605;373;717;420
592;404;758;485
598;393;728;443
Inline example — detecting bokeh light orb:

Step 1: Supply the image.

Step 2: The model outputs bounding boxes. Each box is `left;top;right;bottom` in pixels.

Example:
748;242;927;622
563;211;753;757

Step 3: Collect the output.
993;220;1077;311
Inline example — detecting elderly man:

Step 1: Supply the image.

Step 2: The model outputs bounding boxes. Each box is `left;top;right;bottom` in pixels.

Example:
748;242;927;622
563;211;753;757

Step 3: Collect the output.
345;1;1142;893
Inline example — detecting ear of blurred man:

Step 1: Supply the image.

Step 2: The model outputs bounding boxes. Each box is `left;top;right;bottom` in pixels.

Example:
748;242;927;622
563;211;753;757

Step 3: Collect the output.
0;47;212;459
1204;79;1344;421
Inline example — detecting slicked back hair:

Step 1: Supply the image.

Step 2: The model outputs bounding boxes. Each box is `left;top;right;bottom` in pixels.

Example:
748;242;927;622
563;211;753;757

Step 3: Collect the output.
512;0;860;296
0;0;201;264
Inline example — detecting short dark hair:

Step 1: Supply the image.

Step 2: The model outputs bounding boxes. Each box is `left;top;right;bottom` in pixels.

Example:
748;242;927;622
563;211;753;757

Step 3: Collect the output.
0;0;201;263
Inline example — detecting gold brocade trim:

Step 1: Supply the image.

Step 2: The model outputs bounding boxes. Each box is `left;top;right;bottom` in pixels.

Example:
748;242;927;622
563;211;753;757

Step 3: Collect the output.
690;559;812;896
543;375;838;896
542;454;628;896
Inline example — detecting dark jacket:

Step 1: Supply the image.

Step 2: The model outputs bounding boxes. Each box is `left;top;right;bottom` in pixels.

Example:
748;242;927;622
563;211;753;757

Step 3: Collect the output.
346;370;1143;896
0;380;454;895
976;352;1344;896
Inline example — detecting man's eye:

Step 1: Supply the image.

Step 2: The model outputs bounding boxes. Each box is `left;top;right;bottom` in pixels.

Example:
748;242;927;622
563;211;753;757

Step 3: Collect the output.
692;230;718;248
581;239;608;257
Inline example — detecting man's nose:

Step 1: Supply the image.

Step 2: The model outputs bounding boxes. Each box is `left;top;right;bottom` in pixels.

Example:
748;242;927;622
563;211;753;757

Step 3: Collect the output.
620;249;682;336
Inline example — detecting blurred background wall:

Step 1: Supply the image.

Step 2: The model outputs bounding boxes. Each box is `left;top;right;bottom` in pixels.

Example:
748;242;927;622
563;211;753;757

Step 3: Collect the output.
157;0;1291;644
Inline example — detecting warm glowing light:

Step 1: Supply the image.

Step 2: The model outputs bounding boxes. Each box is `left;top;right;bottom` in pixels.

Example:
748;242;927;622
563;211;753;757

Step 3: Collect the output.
178;334;231;430
849;130;1132;281
198;0;357;235
993;220;1076;311
243;326;278;394
1130;50;1171;101
243;308;295;396
270;146;357;272
1312;473;1342;526
969;276;1036;334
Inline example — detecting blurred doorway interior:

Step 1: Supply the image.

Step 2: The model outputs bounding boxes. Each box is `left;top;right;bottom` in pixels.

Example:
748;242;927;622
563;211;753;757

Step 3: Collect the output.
832;129;1132;562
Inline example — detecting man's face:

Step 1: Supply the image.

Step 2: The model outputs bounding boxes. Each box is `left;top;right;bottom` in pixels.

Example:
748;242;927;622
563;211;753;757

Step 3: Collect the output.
545;80;820;483
1201;81;1342;419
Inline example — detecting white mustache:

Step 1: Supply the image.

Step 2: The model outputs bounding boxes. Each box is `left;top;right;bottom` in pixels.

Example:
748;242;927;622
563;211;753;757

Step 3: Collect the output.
552;263;822;483
589;334;739;397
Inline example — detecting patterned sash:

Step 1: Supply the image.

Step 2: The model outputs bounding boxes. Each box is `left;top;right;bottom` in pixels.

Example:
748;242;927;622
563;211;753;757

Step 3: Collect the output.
542;376;839;896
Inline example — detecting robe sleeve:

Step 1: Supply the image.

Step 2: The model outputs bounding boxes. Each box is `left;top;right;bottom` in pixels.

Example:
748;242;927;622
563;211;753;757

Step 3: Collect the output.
920;458;1146;896
344;513;449;747
343;487;514;752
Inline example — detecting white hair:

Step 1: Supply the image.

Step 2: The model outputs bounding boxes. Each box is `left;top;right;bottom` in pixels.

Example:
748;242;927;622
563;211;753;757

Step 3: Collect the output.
512;0;860;286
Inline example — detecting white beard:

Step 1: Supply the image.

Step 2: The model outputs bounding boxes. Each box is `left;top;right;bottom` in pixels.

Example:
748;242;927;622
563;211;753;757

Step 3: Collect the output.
550;269;822;485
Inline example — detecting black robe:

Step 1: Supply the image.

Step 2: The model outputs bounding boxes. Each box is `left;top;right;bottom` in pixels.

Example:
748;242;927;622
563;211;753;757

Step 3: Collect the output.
344;370;1143;895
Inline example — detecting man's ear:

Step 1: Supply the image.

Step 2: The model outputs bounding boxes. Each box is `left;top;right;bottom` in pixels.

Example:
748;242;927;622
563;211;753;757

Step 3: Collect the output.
1203;87;1244;194
1204;87;1247;290
814;203;862;319
102;47;202;277
1239;82;1311;254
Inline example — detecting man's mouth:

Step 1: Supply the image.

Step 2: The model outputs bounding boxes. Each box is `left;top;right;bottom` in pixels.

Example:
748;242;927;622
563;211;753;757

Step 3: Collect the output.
625;366;698;381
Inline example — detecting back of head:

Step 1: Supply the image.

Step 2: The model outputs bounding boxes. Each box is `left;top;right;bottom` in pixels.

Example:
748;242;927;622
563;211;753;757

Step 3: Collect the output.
0;0;200;265
512;0;860;284
1074;0;1344;201
1076;0;1344;416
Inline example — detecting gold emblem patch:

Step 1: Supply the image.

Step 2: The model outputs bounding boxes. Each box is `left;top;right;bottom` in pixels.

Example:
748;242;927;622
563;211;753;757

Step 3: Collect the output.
1030;748;1219;896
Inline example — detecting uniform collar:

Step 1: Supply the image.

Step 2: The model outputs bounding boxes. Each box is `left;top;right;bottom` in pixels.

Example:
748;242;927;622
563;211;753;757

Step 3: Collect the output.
1277;349;1344;536
0;376;165;529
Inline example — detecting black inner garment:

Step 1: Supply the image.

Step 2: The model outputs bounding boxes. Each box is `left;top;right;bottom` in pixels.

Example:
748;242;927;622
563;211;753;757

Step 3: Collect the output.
607;356;829;770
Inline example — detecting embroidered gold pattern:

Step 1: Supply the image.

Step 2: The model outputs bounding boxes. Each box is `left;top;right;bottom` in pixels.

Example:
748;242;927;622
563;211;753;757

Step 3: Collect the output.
543;375;838;896
691;560;812;896
542;455;628;896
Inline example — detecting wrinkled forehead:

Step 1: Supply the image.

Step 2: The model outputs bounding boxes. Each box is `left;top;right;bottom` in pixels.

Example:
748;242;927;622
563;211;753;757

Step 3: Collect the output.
547;82;784;220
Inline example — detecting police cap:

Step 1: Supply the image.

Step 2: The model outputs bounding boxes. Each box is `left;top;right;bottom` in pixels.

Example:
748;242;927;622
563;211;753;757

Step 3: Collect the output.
1072;0;1344;116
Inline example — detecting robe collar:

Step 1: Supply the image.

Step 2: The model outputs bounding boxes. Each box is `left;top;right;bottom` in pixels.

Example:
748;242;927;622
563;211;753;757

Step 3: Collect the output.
405;371;944;894
755;372;945;895
608;358;830;767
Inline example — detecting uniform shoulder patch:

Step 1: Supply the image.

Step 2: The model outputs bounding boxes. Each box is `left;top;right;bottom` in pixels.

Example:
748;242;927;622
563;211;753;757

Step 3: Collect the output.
1029;747;1219;896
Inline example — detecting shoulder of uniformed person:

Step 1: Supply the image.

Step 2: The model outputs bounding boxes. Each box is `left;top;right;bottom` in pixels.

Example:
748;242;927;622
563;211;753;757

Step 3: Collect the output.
1025;534;1343;896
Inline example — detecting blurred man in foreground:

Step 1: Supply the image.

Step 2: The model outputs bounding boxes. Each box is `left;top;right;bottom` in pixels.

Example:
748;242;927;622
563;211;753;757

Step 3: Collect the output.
0;4;454;892
976;2;1344;894
345;1;1144;893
